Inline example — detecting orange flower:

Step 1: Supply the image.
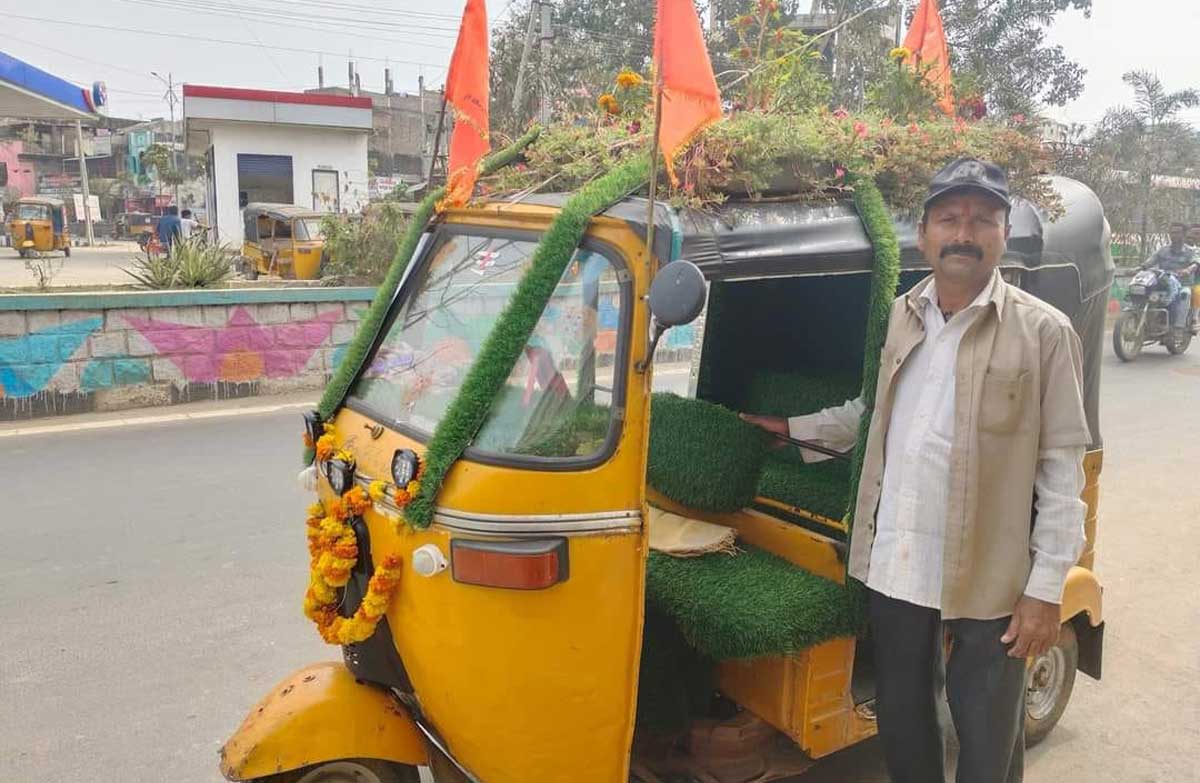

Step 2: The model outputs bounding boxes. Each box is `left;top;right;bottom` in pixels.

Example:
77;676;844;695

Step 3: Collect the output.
315;433;337;462
303;432;314;449
326;497;348;521
343;485;372;516
393;487;412;507
615;69;644;89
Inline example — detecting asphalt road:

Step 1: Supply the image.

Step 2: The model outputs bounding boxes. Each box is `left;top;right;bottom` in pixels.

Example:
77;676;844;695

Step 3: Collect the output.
1;345;1197;783
0;241;143;289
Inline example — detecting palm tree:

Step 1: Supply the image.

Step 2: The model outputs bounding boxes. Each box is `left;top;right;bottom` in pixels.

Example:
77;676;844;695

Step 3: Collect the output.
1098;71;1200;256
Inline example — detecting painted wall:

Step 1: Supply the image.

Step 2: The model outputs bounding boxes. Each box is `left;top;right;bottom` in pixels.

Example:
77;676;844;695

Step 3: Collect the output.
0;140;38;198
0;288;373;421
207;122;369;246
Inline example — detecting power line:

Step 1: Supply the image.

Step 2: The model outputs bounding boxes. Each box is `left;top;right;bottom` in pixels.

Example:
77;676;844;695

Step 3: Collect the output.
7;13;451;70
120;0;461;36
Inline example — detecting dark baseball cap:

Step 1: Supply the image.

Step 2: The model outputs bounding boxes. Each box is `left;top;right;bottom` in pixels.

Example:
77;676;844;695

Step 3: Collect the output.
924;158;1011;211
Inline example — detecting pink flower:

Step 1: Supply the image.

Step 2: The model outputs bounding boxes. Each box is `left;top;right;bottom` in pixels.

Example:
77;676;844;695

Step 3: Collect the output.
1012;113;1026;124
627;120;642;134
853;121;869;138
907;122;920;134
834;166;846;180
833;106;849;120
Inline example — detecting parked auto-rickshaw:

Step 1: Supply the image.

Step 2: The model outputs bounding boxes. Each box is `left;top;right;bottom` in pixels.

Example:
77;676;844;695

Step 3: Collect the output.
8;196;70;257
238;203;328;280
220;175;1112;783
116;211;157;248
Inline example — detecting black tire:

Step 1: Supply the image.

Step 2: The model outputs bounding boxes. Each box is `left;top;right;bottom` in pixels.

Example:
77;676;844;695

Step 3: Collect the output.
1112;311;1143;362
265;759;420;783
1165;328;1192;355
1024;623;1078;747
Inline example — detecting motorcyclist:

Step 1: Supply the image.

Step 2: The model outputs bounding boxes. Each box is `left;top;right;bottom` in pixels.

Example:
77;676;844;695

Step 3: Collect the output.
1143;221;1198;334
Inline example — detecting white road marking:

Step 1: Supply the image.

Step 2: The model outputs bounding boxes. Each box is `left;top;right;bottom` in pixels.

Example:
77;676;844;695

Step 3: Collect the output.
0;400;316;439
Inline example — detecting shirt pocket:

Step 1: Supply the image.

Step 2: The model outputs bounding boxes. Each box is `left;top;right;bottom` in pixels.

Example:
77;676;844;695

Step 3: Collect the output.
978;370;1031;434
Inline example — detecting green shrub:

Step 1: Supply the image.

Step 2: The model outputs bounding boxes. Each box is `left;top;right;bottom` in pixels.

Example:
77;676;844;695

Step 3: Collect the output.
321;203;412;283
122;237;233;289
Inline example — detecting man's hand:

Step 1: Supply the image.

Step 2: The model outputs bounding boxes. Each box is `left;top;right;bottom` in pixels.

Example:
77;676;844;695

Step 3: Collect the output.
1001;596;1061;659
739;413;789;447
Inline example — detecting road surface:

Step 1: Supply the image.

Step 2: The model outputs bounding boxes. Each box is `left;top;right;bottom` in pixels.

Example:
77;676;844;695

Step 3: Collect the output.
0;241;143;289
0;346;1197;783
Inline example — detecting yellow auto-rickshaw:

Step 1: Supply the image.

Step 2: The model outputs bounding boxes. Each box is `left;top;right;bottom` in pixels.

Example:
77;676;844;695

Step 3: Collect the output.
9;196;70;258
220;171;1112;783
239;203;327;280
117;211;157;248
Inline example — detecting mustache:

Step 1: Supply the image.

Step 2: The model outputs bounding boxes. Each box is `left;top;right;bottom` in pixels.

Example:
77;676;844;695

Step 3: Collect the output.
940;243;984;261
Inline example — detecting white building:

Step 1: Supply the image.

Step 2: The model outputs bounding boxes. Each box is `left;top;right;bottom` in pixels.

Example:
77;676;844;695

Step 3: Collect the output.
183;85;371;246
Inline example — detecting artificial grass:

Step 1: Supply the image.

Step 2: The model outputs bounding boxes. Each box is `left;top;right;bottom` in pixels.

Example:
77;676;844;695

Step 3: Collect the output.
645;545;864;661
842;175;901;536
313;127;541;432
404;156;651;527
739;369;861;418
646;392;770;513
756;454;851;521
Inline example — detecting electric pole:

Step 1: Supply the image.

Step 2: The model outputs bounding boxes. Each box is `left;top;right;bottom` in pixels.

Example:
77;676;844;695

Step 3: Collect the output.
75;120;95;248
151;71;180;207
538;1;554;125
511;0;540;117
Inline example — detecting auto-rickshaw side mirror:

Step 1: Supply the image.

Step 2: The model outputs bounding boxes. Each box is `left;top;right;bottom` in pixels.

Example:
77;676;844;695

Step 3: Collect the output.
638;260;706;372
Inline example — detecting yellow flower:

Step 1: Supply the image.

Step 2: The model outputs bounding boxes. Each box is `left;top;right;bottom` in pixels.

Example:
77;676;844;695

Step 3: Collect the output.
615;69;644;89
889;46;911;61
367;480;389;502
334;448;355;464
597;93;616;110
306;501;325;519
406;480;422;497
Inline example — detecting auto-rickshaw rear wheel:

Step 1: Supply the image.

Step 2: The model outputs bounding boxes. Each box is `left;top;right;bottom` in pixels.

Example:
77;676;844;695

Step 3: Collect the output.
264;759;419;783
1024;622;1078;746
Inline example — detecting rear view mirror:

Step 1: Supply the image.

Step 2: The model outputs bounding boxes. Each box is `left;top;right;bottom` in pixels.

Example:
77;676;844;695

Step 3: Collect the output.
648;260;706;327
638;261;706;371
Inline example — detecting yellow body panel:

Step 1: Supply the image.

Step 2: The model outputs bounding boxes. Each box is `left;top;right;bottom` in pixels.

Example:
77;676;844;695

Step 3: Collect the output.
8;220;68;253
316;205;657;783
218;662;427;781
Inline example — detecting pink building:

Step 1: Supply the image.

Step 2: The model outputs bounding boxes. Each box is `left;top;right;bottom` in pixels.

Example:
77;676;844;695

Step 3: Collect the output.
0;140;38;198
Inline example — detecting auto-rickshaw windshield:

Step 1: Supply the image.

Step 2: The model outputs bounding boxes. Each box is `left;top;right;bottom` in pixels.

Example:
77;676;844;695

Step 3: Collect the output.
16;204;50;220
295;218;323;241
347;230;628;461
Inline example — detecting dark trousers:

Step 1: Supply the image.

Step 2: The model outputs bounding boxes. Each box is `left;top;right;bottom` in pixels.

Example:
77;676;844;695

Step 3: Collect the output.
869;589;1027;783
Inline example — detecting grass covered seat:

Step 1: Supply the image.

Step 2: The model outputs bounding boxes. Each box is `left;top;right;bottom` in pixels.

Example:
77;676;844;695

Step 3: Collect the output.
739;370;861;419
645;546;864;661
757;452;851;521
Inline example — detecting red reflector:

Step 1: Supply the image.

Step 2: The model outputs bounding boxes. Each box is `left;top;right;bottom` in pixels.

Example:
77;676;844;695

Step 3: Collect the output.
450;538;568;590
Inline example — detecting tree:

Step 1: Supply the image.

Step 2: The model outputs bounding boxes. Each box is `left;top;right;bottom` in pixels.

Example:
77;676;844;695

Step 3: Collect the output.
139;143;185;192
490;0;657;134
937;0;1091;116
1057;71;1200;257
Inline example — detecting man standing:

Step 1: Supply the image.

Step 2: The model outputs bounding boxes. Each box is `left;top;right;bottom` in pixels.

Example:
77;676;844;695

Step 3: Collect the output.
742;159;1090;783
1145;221;1198;334
179;208;199;241
156;205;183;253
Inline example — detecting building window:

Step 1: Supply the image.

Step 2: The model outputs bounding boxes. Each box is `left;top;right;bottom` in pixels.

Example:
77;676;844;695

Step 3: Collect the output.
312;169;339;212
237;153;294;206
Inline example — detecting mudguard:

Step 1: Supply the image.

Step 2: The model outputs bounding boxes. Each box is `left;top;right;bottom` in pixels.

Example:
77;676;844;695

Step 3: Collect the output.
219;662;427;781
1059;565;1102;627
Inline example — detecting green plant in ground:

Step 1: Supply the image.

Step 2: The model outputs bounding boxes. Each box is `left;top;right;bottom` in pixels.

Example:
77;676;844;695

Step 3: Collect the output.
122;237;233;289
320;203;412;283
24;253;64;290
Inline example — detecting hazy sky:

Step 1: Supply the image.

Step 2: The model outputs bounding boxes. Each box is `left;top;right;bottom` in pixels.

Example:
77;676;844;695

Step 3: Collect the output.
5;0;1197;128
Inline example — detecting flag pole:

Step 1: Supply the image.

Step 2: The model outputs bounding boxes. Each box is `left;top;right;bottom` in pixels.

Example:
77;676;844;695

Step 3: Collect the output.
643;74;664;275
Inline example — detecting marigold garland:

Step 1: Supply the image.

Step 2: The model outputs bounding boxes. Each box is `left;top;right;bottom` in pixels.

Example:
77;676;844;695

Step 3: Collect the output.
303;482;405;646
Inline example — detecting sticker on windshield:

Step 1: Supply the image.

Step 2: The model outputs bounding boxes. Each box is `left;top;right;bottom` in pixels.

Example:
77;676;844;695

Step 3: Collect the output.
473;250;499;275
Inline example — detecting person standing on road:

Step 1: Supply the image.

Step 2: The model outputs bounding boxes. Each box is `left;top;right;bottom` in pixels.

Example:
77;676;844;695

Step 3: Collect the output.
157;205;183;253
1143;221;1198;334
179;209;199;241
742;158;1091;783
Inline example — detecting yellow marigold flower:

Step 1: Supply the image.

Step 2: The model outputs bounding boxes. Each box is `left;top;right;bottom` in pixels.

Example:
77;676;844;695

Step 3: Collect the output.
615;69;644;89
315;433;337;462
889;46;911;61
367;480;389;502
334;448;355;464
406;479;422;497
597;93;616;109
307;501;325;519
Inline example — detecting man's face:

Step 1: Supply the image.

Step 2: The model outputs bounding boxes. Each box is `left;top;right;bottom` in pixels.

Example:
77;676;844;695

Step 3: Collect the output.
1168;225;1186;246
918;191;1010;289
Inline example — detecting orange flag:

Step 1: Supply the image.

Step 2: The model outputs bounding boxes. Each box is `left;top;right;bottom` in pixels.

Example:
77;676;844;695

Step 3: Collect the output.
653;0;722;185
902;0;955;116
441;0;489;209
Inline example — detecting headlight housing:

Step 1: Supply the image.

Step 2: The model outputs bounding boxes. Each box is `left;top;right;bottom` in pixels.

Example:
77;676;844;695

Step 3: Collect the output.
324;457;355;495
392;449;420;487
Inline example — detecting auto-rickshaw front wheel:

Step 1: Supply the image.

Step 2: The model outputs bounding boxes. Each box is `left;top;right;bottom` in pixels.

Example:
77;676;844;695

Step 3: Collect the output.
263;759;419;783
1024;622;1078;746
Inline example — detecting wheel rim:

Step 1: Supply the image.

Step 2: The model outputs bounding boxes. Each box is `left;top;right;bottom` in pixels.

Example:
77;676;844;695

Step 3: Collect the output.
1118;316;1143;356
1025;646;1067;721
294;761;390;783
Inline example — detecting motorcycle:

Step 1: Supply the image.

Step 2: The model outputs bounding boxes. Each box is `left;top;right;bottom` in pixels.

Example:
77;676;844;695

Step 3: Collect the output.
1112;267;1196;361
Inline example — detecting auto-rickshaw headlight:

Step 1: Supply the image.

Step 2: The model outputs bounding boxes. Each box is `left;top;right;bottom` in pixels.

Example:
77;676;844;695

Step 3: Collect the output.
324;457;355;495
392;449;420;487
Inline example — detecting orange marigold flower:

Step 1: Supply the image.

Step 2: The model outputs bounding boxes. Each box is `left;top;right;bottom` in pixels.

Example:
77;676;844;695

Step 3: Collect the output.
315;433;337;462
615;69;644;89
393;488;412;506
344;485;372;515
326;497;348;521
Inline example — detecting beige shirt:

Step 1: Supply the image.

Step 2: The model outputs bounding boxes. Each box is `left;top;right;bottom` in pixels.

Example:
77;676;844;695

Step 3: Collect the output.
844;272;1091;619
789;272;1086;613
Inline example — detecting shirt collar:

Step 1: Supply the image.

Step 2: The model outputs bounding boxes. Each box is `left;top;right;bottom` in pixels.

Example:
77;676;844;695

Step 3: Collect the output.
907;268;1006;321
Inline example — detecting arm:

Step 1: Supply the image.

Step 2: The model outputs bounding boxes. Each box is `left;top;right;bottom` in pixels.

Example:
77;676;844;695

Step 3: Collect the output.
740;396;864;463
